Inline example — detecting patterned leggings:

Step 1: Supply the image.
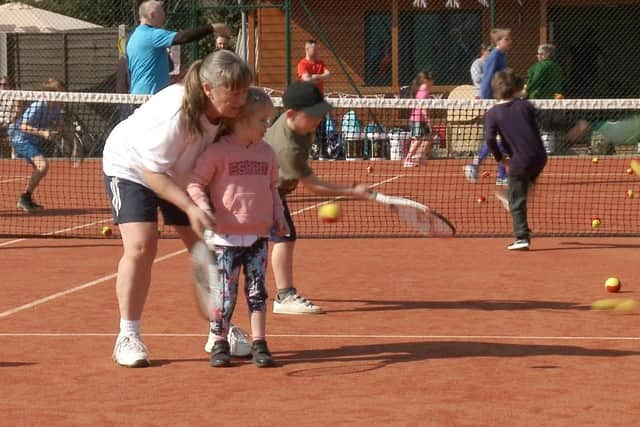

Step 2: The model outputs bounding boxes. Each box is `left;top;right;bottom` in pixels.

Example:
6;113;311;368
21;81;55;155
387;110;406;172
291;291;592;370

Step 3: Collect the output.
210;238;269;337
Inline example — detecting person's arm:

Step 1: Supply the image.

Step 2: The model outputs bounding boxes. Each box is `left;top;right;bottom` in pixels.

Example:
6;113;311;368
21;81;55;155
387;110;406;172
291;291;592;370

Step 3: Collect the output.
17;103;56;140
470;59;483;87
270;152;289;236
480;55;497;99
143;168;213;238
299;173;369;199
313;68;331;81
185;147;217;214
484;110;504;163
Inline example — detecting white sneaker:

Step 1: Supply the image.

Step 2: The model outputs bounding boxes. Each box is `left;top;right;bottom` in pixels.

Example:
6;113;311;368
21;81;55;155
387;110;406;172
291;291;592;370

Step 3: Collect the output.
463;164;478;183
273;292;324;314
204;324;251;357
495;177;509;186
507;239;530;251
113;333;150;368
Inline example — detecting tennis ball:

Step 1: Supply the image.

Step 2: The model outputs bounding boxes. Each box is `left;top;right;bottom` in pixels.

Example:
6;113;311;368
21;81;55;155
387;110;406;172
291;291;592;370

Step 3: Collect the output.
592;157;599;164
157;227;163;236
605;277;621;293
553;93;564;100
367;165;374;174
591;218;601;229
614;298;638;314
591;298;622;311
481;171;490;178
631;160;640;176
476;195;486;203
101;226;112;237
318;203;341;223
626;168;634;175
627;189;635;199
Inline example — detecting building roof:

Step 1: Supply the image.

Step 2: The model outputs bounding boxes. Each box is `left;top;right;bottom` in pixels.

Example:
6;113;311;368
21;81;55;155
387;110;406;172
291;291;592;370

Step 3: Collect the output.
0;2;101;33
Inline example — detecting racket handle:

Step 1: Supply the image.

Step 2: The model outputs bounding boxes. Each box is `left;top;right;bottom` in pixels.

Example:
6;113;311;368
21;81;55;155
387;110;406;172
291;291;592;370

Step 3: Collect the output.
203;228;215;250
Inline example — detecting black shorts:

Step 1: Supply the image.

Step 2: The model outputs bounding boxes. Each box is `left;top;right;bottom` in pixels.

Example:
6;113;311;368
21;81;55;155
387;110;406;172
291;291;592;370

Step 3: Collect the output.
103;175;189;226
269;197;296;242
410;121;431;138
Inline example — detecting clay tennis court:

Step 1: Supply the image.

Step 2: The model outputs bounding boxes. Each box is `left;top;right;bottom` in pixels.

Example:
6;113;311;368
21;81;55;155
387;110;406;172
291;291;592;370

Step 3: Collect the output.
1;158;639;425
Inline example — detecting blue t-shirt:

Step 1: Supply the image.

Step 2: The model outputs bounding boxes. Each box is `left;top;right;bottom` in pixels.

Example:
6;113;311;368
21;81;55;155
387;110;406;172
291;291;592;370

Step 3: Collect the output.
127;24;177;95
9;101;62;146
480;48;508;99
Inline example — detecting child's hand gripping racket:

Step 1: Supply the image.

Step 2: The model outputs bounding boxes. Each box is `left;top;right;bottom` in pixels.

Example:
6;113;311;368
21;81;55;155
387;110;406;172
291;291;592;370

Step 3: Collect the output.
190;229;222;320
368;191;456;237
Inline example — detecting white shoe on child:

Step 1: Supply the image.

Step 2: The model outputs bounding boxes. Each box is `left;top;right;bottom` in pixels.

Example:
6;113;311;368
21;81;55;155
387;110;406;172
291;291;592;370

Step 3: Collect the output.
204;324;252;357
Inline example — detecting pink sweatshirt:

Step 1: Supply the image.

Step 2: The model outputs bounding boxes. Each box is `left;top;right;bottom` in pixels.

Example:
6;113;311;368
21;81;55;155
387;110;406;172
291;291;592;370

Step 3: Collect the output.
187;134;285;236
409;84;430;123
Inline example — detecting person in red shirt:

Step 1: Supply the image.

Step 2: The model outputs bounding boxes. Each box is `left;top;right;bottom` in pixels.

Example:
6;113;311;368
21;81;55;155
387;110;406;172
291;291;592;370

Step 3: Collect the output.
297;40;331;158
297;40;331;94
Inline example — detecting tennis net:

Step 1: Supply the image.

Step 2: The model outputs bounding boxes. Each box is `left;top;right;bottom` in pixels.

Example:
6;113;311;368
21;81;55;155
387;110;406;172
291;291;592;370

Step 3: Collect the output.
1;89;640;238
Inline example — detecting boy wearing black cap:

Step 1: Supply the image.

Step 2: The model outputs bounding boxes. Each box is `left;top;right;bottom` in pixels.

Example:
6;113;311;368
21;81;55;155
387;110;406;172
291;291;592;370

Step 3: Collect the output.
266;81;370;314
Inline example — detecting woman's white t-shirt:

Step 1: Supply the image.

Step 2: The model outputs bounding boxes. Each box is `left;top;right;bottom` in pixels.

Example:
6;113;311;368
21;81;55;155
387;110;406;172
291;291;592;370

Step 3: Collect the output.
103;84;219;189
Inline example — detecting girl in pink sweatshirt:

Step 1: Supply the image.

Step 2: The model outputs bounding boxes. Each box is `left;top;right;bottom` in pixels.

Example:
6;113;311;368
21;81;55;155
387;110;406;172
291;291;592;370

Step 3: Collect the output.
187;87;288;368
404;70;434;168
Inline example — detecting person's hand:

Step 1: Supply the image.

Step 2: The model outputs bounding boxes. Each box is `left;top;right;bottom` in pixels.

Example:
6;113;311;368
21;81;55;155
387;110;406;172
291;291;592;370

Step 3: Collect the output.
351;183;372;200
212;23;231;38
186;205;216;239
500;158;511;173
274;216;290;237
566;119;590;143
44;130;58;140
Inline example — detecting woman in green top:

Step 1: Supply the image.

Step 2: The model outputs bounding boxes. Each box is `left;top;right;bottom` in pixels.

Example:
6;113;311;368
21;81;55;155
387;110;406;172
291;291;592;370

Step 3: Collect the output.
525;44;563;100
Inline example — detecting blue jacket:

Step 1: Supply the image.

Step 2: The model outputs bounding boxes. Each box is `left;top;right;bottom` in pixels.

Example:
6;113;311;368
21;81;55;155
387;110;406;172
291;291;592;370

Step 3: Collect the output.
480;48;508;99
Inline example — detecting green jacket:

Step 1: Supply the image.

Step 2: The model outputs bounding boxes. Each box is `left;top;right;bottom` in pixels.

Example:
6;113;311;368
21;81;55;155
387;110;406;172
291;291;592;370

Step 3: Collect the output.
526;59;563;99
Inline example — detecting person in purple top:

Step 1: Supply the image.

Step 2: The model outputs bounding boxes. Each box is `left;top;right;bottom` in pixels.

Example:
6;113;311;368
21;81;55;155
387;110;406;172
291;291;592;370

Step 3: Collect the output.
486;69;589;251
464;28;512;186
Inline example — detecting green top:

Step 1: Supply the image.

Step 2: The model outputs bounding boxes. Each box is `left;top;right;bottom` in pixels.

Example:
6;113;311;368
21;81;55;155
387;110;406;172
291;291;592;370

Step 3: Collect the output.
526;59;563;99
265;113;314;196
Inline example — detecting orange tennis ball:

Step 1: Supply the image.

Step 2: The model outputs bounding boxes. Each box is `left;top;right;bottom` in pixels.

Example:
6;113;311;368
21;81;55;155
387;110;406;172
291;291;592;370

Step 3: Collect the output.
481;171;490;178
627;189;635;199
476;195;486;204
318;203;341;223
367;165;374;174
553;93;564;100
626;168;634;175
592;157;599;164
591;218;601;229
605;277;621;293
101;226;112;237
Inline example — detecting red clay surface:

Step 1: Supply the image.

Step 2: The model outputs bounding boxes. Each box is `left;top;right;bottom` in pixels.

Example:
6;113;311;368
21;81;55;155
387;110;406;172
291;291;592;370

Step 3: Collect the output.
2;157;640;238
1;236;639;425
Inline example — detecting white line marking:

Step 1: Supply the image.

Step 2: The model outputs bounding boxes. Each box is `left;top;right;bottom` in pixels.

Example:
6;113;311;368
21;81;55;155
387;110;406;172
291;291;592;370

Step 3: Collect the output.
0;176;27;184
0;217;113;247
0;332;637;341
0;248;187;318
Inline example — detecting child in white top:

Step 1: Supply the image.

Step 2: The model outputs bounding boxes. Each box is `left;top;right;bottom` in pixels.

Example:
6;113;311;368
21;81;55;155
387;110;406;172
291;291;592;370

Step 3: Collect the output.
187;88;288;367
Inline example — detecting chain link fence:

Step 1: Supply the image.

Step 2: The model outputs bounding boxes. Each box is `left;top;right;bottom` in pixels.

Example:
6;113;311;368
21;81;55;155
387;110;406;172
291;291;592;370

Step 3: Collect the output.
1;0;638;98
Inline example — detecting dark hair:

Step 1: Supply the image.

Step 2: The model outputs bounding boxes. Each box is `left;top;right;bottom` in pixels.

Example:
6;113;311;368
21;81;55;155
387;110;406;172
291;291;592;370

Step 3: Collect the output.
491;68;524;100
410;70;433;98
305;40;317;45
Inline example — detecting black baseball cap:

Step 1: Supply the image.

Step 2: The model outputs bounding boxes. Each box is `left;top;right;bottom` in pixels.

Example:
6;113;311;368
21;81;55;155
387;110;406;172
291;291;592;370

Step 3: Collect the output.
282;81;331;117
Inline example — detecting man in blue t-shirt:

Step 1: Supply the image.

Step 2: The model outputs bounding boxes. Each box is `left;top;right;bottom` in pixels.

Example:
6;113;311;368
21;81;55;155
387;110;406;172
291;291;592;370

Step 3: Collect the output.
127;0;231;95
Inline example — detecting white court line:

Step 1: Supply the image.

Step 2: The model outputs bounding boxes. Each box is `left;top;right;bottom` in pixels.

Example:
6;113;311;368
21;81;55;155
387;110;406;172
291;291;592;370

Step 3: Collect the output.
0;332;638;341
1;175;402;316
0;176;27;184
0;248;186;318
0;217;112;248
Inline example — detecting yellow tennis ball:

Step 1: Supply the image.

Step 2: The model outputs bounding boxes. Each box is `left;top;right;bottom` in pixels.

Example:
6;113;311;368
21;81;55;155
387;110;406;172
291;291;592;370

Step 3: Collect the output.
605;277;621;293
626;167;634;175
627;189;635;199
591;218;601;229
101;226;112;237
614;298;639;314
318;203;341;223
591;157;599;164
367;165;374;174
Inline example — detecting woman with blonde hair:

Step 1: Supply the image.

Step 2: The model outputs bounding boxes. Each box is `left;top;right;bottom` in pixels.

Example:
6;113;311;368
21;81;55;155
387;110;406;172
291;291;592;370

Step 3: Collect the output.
102;50;251;367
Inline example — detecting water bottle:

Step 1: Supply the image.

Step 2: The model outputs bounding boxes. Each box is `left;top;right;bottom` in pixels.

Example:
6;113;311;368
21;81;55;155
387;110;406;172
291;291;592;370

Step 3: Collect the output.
432;133;441;158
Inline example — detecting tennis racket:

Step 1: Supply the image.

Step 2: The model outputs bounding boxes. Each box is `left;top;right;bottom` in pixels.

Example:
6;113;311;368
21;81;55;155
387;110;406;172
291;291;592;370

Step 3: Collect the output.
369;191;456;237
190;229;223;321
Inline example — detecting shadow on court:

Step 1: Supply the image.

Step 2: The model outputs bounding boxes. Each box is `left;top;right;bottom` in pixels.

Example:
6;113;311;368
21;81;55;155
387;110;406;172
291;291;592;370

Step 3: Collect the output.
533;241;640;251
276;341;640;373
317;298;588;313
0;361;37;367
